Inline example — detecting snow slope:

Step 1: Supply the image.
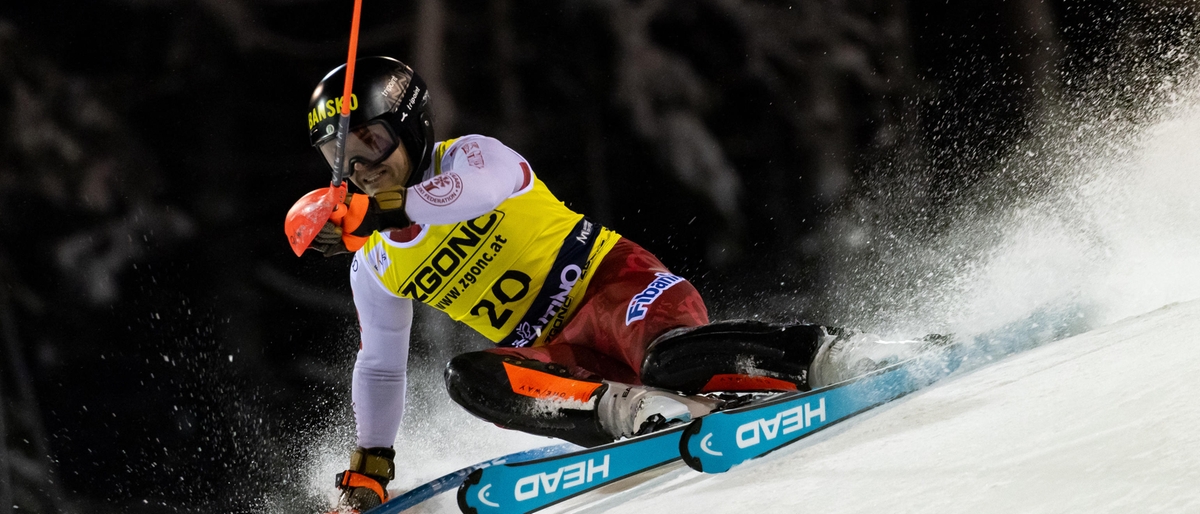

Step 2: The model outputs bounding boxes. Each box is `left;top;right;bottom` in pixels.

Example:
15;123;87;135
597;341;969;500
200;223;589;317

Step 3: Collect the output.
554;298;1200;514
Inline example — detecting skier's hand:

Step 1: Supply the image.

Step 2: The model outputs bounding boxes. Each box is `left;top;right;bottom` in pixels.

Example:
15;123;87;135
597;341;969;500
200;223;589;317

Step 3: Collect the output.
311;222;352;257
309;190;411;257
334;447;396;512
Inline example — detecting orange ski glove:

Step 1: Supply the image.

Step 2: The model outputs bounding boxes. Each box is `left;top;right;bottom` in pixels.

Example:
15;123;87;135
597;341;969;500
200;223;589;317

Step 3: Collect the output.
310;190;409;257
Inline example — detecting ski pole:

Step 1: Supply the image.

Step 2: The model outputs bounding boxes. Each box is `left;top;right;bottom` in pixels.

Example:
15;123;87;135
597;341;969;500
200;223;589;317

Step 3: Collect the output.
329;0;363;188
283;0;364;256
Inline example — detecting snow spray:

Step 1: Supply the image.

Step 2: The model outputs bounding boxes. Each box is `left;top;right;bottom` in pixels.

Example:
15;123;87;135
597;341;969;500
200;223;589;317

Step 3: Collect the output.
822;39;1200;342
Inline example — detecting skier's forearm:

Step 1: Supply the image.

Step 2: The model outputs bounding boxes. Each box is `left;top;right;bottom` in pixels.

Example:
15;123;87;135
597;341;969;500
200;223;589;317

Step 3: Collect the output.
349;251;415;448
352;362;408;448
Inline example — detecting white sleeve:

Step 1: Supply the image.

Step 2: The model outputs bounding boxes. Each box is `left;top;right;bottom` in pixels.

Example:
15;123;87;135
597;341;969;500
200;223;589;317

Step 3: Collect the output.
405;135;531;225
349;250;413;449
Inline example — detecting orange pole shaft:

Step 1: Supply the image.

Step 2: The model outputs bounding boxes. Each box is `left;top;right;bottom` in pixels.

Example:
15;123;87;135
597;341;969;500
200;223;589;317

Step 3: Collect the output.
340;0;363;117
330;0;364;187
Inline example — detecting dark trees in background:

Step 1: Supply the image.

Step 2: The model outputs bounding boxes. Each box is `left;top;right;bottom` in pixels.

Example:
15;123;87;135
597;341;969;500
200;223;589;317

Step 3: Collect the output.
1;1;1196;511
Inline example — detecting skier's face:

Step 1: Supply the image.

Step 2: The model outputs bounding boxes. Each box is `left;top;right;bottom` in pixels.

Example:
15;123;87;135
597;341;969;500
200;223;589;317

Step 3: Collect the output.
349;142;411;196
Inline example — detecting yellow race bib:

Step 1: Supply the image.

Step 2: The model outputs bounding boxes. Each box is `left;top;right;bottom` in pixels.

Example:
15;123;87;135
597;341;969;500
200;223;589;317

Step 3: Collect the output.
361;175;618;345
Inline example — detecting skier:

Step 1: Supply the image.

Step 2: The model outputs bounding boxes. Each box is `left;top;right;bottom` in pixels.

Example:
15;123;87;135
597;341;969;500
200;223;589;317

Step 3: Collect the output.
292;57;902;511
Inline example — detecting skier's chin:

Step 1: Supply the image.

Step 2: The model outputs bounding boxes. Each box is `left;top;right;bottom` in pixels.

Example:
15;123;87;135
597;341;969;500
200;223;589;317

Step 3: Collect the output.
357;167;404;196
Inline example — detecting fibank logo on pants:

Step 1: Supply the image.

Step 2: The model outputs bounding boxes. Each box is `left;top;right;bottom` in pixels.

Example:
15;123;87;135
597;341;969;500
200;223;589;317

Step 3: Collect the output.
625;272;683;325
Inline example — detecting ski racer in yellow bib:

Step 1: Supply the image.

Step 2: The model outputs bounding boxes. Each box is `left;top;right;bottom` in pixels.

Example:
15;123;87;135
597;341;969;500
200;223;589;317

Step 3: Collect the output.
290;57;923;512
361;138;620;346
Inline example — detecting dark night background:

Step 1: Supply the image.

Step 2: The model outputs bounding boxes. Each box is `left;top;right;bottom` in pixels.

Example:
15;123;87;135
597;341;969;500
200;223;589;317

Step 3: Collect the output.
1;0;1197;512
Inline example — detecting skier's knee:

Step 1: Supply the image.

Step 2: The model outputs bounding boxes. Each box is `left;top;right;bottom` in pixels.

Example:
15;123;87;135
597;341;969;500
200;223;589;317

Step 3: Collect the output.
641;320;825;393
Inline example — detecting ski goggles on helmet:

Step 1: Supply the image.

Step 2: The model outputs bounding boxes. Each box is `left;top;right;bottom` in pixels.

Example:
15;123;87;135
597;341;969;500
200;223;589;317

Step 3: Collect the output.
315;121;400;173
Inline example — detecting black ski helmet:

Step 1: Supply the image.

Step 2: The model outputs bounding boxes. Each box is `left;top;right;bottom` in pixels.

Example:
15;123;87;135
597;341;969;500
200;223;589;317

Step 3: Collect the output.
308;56;434;186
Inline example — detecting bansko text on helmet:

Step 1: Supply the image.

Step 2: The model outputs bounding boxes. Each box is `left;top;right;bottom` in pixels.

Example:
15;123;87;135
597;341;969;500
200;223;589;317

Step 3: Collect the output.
308;57;434;187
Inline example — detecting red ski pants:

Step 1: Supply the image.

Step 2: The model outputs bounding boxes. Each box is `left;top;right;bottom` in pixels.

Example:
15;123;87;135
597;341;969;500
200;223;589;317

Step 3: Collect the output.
484;237;709;384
